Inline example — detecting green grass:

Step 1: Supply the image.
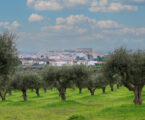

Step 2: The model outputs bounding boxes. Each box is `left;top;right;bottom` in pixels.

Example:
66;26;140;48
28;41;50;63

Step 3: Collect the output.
0;86;145;120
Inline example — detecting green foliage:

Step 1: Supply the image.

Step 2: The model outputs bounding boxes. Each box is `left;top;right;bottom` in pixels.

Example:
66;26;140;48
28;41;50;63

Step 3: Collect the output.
104;47;145;88
87;71;108;89
72;65;92;89
42;65;74;89
42;65;75;100
0;31;19;100
12;72;41;90
68;114;86;120
0;31;19;75
103;47;145;104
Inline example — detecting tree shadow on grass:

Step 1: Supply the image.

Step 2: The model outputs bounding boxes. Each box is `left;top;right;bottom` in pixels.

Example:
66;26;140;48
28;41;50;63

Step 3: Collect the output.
98;104;145;120
31;96;43;99
5;100;37;106
40;100;86;109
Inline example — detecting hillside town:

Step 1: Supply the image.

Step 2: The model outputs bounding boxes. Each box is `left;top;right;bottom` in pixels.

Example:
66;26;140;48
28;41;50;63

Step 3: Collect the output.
19;48;104;66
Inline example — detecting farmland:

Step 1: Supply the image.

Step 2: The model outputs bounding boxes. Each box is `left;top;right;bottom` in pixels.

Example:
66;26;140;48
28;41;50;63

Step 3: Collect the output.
0;86;145;120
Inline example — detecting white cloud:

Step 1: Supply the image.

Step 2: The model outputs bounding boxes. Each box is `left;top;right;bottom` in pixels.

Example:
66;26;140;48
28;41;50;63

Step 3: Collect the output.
42;14;127;37
27;0;35;6
28;14;44;22
41;24;87;34
11;21;20;29
56;17;66;24
40;14;145;45
89;0;138;12
27;0;89;11
33;1;63;11
0;22;9;27
41;25;73;32
0;21;20;30
103;27;135;34
103;27;145;35
116;0;145;4
56;14;96;25
80;33;104;41
100;0;108;6
97;20;122;28
26;0;140;12
41;14;97;34
77;28;88;34
109;3;138;12
131;0;145;3
136;28;145;35
63;0;88;7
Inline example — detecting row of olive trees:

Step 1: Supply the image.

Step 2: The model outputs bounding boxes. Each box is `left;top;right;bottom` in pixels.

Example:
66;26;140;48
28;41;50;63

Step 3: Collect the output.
0;64;104;101
9;65;108;101
41;65;108;101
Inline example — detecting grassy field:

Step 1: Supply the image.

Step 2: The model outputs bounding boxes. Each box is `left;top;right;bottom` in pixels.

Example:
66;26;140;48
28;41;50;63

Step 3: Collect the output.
0;86;145;120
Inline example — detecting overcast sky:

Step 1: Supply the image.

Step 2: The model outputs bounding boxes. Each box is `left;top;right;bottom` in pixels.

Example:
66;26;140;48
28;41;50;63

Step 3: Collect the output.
0;0;145;53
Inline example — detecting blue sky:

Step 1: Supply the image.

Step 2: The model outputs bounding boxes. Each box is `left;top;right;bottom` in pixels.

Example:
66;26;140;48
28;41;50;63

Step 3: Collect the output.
0;0;145;53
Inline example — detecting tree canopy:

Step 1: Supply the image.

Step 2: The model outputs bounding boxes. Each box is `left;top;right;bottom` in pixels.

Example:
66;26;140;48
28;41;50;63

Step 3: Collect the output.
103;47;145;104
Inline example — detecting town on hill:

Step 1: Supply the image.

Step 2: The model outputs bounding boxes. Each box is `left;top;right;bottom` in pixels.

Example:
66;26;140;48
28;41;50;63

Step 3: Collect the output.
19;48;104;66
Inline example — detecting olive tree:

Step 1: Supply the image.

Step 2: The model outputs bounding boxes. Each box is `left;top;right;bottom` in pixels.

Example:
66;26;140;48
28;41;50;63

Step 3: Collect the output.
42;66;74;101
12;72;40;101
113;74;122;89
29;72;42;97
103;67;115;91
34;77;42;97
86;73;97;96
96;72;108;94
0;75;11;100
72;65;90;94
86;71;108;95
103;47;145;104
0;31;18;101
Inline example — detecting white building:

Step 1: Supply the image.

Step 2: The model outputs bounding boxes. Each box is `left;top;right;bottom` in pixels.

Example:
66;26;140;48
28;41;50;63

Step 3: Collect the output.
88;61;98;65
50;61;70;66
38;61;47;65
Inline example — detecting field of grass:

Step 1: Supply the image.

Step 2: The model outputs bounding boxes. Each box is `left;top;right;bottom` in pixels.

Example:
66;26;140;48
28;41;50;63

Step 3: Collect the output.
0;86;145;120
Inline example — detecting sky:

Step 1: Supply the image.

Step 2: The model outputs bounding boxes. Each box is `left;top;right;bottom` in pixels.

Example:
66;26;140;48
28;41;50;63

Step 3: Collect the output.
0;0;145;53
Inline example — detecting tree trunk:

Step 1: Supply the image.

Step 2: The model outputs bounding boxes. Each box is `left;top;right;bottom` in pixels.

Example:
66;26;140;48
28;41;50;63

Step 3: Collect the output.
73;88;75;91
1;96;5;101
50;88;53;91
88;88;96;96
22;89;27;101
8;90;12;95
44;88;47;93
102;87;106;94
31;89;34;92
36;88;40;97
117;84;120;89
0;91;7;101
133;86;143;104
79;87;82;94
58;88;66;101
110;85;114;91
